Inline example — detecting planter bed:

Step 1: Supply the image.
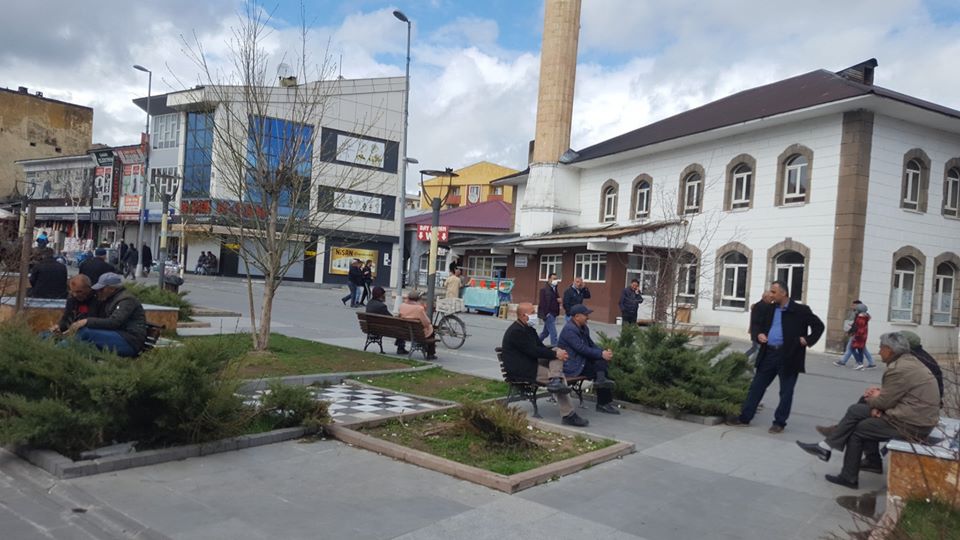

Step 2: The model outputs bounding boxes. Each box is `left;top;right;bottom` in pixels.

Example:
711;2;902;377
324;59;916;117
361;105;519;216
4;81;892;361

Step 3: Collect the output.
328;407;634;494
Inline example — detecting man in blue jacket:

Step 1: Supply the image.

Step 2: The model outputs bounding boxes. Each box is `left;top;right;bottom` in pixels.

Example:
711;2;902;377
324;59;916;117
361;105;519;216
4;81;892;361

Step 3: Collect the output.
558;304;619;415
618;279;644;326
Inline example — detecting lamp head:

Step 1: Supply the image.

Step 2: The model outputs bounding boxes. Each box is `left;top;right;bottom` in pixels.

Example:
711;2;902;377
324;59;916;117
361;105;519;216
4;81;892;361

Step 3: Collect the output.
133;64;151;73
392;10;409;23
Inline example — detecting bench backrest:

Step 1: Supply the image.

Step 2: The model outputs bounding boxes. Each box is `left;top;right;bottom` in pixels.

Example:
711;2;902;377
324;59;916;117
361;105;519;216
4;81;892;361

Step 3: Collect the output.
494;347;513;381
357;312;429;342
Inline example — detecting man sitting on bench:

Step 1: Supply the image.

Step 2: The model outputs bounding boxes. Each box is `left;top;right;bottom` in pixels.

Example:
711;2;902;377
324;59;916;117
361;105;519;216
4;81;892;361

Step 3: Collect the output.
559;304;619;415
49;275;100;336
501;303;588;427
64;273;147;358
366;286;408;355
398;291;436;360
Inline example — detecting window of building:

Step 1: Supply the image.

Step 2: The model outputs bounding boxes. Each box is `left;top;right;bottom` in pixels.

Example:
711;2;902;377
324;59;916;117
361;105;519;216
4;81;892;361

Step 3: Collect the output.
466;255;507;280
635;180;650;218
933;262;955;325
627;254;659;295
151;113;181;150
148;167;180;203
783;155;808;204
944;167;959;217
731;164;752;209
450;186;461;196
493;185;504;196
182;111;214;198
774;251;805;302
247;115;314;210
575;253;607;282
683;173;702;214
599;180;619;223
890;257;917;321
720;252;749;308
902;159;922;210
677;253;698;304
539;254;562;281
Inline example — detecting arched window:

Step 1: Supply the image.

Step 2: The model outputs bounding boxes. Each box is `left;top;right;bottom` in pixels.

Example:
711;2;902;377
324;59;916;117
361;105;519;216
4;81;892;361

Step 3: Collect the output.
890;257;917;321
682;173;702;214
933;262;956;324
731;164;752;209
774;251;805;302
902;159;922;210
783;155;808;204
944;167;960;218
602;186;617;222
635;180;651;218
677;252;698;304
720;252;749;308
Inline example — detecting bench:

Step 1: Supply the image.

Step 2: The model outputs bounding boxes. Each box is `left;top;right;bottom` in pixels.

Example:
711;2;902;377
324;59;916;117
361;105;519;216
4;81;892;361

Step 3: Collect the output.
142;322;164;353
356;312;437;359
495;347;586;418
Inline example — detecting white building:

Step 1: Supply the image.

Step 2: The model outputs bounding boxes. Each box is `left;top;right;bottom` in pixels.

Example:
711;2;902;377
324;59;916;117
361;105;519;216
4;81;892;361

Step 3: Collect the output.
133;76;406;286
476;60;959;355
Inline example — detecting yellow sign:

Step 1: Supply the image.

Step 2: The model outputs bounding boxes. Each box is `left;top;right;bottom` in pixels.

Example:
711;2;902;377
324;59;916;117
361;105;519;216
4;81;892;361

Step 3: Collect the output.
329;247;378;276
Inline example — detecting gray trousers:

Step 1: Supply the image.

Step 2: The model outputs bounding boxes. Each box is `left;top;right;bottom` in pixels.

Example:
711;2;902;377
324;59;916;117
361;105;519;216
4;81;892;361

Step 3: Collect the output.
536;360;573;417
825;403;931;481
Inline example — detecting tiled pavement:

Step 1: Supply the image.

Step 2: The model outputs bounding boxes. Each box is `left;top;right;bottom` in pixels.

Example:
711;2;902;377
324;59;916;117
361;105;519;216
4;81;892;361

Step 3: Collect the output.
243;383;442;424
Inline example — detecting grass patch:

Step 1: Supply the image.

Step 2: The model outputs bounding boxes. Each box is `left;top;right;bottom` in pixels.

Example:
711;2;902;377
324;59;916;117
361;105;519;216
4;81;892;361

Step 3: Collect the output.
360;408;615;475
892;498;960;539
183;334;424;378
362;368;508;402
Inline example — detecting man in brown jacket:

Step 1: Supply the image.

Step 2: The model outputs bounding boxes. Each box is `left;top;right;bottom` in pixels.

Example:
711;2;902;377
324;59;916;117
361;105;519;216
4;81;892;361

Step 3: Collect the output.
796;332;940;489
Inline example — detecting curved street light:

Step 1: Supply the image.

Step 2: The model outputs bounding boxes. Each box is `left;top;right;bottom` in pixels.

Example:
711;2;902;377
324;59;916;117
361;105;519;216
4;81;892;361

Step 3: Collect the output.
393;10;412;311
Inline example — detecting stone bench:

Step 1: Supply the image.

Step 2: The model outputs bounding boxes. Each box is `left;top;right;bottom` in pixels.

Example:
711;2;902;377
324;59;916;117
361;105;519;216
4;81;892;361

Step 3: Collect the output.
0;297;179;332
886;416;959;509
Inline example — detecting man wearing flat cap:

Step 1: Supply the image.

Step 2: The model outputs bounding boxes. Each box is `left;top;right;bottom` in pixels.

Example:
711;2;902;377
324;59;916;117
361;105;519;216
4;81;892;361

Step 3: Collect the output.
558;303;619;415
79;247;117;285
65;272;147;357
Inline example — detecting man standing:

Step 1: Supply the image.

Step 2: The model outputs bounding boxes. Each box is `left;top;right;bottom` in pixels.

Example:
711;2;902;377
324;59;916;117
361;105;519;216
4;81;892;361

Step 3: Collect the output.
559;304;619;415
399;291;437;360
537;273;562;346
445;267;463;300
562;277;591;321
65;273;147;358
745;291;774;357
502;303;589;427
122;244;138;280
342;259;363;307
50;275;100;335
79;248;117;285
618;278;644;326
797;332;940;488
28;248;68;299
727;280;824;433
141;243;153;277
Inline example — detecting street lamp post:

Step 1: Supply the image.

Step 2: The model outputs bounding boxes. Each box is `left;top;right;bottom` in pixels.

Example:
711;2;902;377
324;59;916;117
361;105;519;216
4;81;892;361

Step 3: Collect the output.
133;64;152;278
153;173;180;288
393;9;412;312
419;168;458;317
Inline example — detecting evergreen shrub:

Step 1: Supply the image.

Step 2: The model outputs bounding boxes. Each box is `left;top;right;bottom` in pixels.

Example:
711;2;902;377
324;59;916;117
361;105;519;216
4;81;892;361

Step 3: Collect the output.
597;325;752;417
124;282;193;321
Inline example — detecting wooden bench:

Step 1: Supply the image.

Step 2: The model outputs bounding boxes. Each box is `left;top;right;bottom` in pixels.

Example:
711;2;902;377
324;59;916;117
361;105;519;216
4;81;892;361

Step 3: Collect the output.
356;312;437;359
495;347;586;418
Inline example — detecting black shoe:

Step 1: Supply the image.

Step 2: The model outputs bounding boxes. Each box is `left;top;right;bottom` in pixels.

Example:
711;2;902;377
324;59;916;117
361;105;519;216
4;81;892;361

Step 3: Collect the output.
725;416;749;427
546;378;571;394
859;460;883;474
825;474;859;489
596;403;621;415
815;425;836;437
593;374;615;390
396;348;409;355
796;441;831;462
342;298;348;306
768;424;784;434
562;413;589;427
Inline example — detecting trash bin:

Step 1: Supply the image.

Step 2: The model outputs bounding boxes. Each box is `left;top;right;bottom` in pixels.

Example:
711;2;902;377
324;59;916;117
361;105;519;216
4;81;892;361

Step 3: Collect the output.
163;275;184;293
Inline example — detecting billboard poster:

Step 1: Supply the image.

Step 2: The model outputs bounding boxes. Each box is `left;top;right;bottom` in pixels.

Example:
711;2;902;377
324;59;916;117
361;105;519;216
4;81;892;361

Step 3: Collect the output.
118;163;144;219
329;246;378;276
93;166;114;208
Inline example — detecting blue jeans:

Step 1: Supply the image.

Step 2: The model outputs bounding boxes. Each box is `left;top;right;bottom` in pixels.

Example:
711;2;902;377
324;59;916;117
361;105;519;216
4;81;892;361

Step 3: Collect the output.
738;347;798;427
838;337;874;366
342;284;358;306
539;313;558;346
76;327;137;357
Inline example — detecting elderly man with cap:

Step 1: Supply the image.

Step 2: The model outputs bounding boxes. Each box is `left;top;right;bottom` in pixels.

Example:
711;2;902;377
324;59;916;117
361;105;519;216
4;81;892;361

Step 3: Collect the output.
398;291;436;360
79;247;117;285
64;272;147;358
796;332;940;489
558;304;618;415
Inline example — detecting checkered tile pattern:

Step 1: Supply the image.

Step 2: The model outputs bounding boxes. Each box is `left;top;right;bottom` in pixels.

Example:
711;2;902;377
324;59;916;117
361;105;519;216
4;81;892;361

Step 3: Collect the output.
241;383;438;424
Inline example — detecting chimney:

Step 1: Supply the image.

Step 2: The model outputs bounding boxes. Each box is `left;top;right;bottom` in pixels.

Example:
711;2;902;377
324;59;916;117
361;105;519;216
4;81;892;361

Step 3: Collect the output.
531;0;582;164
279;76;298;87
836;59;878;86
18;86;27;94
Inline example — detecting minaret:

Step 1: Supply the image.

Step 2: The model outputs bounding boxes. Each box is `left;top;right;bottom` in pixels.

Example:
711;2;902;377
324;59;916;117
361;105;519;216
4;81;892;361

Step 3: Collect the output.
518;0;582;236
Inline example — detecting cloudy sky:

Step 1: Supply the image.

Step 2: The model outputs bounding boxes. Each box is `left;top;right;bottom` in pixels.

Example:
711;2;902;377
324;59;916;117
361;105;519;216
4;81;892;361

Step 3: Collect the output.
4;0;960;186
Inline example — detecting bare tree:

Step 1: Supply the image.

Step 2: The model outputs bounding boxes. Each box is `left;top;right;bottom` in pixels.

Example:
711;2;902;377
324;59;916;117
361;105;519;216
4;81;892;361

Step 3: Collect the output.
178;4;396;350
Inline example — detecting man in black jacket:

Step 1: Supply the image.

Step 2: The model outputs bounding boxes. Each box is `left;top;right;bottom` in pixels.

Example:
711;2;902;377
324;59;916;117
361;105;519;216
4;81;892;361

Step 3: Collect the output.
562;277;591;321
618;279;644;326
28;248;68;299
728;280;824;433
537;273;561;346
365;286;407;355
65;273;147;357
745;291;774;357
341;259;363;307
501;303;588;427
50;275;100;334
79;248;117;285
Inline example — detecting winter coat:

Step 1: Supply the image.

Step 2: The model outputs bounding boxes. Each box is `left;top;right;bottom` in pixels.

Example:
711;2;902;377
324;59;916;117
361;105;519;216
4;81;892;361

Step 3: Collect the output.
558;319;604;377
751;300;825;374
537;284;560;318
28;259;68;299
851;313;870;349
866;352;940;430
501;320;559;383
141;245;153;268
618;287;644;316
79;257;117;285
58;295;100;332
561;285;591;314
84;287;147;353
348;265;364;286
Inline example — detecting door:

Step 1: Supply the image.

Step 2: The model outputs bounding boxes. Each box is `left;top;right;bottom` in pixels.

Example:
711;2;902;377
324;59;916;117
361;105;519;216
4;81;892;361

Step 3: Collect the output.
627;254;658;322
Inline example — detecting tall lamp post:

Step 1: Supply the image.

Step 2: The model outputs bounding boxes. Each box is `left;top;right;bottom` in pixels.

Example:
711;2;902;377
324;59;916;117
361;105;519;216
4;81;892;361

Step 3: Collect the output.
419;168;458;317
133;64;152;278
153;173;180;288
393;9;412;312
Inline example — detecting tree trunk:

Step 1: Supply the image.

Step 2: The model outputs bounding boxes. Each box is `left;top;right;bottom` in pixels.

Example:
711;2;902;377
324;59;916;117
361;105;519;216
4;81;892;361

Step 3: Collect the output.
256;282;275;351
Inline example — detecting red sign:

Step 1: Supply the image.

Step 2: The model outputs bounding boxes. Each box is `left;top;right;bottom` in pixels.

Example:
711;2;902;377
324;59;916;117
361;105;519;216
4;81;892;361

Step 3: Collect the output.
416;224;448;242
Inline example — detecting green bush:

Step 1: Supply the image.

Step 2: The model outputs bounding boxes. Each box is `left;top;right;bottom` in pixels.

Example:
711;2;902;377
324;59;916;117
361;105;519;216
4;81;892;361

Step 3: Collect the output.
124;282;193;321
0;323;329;458
261;381;330;432
598;325;752;417
460;400;532;447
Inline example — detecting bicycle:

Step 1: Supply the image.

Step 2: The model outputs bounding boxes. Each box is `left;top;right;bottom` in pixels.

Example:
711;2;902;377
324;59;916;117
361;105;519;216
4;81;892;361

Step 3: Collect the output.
432;297;468;349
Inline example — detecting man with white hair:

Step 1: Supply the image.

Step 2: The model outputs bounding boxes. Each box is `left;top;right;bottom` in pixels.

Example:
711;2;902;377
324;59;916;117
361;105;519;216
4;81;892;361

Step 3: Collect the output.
796;332;940;489
64;272;147;357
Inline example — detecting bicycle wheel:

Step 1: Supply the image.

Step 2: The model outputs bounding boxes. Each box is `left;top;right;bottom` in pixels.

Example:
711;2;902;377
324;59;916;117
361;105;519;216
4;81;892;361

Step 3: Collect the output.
437;314;467;349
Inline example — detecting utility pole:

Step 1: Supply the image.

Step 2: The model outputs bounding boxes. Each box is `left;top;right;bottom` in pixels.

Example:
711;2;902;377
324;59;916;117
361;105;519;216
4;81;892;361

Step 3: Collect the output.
419;167;457;317
15;204;36;314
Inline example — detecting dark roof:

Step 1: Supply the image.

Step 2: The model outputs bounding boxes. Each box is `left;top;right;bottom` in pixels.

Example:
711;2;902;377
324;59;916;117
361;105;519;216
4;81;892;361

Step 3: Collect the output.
490;167;529;186
132;93;176;116
405;200;513;231
517;220;683;242
573;63;960;163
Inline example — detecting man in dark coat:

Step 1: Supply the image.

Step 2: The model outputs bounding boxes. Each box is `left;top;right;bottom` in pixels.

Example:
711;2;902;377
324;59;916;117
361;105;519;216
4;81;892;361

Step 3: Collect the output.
728;280;824;433
559;304;619;415
79;248;117;285
745;291;774;357
123;244;138;280
537;273;562;346
365;286;407;355
561;277;591;321
341;259;363;307
618;279;644;326
502;303;588;427
52;275;100;334
28;248;68;299
65;273;147;357
141;244;153;277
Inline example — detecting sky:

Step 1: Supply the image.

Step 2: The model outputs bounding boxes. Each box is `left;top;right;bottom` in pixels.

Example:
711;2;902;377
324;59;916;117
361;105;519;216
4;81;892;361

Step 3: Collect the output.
4;0;960;189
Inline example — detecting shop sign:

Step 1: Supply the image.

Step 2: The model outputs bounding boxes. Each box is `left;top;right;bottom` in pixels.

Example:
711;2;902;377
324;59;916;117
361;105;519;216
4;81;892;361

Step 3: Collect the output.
514;255;528;268
329;247;378;276
416;224;448;242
